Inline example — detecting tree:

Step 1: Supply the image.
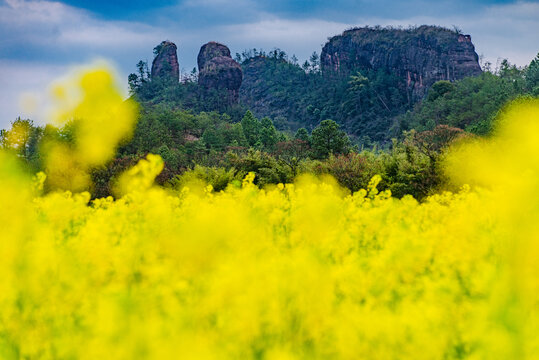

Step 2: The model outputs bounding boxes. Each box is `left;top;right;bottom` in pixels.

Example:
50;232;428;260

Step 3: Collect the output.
426;80;455;102
202;127;225;151
309;51;320;72
399;72;527;135
241;110;260;146
497;59;525;91
414;125;469;164
311;120;351;159
222;123;248;148
347;71;369;114
452;25;462;34
153;43;163;55
274;139;310;177
128;60;150;94
526;52;539;95
137;60;150;81
1;118;34;157
294;128;310;144
259;117;278;150
324;153;381;193
190;67;198;82
128;73;139;94
348;72;368;92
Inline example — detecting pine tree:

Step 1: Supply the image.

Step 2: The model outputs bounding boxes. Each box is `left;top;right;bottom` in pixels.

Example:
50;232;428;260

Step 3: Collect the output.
241;110;260;146
311;120;351;159
259;117;278;150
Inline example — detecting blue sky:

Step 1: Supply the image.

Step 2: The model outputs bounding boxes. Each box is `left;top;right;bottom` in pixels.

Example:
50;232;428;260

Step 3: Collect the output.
1;0;538;129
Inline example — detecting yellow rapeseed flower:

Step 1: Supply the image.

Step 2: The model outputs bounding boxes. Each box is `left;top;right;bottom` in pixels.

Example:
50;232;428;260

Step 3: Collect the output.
0;68;538;359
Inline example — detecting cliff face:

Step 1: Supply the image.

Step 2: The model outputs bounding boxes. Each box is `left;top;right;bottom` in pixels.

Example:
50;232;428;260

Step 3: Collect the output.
321;26;482;98
198;42;242;103
151;41;179;82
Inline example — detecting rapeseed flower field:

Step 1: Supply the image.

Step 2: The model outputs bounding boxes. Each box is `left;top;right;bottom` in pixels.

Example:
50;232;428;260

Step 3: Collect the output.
1;67;538;359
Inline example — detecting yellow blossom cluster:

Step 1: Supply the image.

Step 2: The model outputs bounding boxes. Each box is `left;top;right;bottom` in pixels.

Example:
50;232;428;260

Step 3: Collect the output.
44;67;138;191
0;69;538;359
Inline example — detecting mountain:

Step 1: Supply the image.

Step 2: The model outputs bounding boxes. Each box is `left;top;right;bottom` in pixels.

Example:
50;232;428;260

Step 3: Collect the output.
321;25;482;99
132;25;484;142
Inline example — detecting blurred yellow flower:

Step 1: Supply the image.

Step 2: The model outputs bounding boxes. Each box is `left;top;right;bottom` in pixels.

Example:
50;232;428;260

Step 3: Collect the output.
0;68;538;359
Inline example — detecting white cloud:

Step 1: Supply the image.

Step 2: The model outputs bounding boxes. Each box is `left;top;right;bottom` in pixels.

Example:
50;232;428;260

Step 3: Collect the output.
0;59;132;130
0;0;164;51
195;1;538;67
58;22;158;48
4;0;69;23
347;1;539;66
463;1;539;66
201;18;354;63
0;60;63;128
221;18;353;45
0;0;164;129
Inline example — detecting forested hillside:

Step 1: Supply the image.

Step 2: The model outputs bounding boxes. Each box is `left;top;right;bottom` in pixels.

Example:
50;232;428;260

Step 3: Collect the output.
2;25;538;200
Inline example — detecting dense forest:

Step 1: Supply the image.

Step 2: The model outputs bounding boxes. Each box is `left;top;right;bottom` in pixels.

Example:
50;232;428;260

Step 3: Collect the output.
2;26;539;200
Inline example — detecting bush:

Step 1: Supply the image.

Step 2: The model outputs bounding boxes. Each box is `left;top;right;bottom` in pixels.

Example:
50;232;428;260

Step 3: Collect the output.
320;153;383;193
169;165;242;192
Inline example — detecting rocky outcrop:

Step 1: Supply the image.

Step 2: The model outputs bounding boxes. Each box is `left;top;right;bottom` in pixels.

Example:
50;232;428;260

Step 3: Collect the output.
197;42;231;70
198;42;242;103
199;56;243;92
151;41;179;82
321;26;482;98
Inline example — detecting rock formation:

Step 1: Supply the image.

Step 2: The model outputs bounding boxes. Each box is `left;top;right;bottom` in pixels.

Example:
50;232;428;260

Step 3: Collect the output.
198;42;242;103
151;41;179;82
197;42;231;70
321;26;482;98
